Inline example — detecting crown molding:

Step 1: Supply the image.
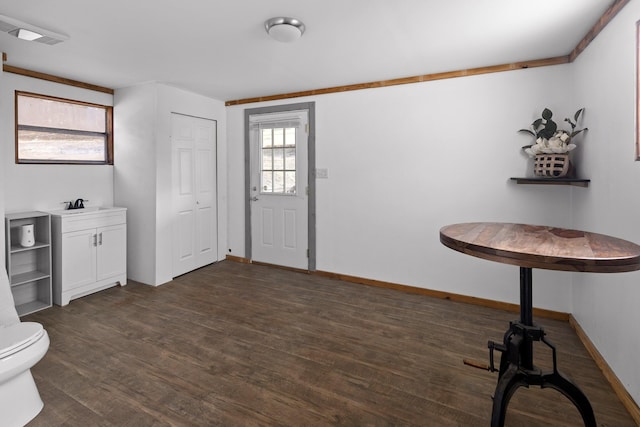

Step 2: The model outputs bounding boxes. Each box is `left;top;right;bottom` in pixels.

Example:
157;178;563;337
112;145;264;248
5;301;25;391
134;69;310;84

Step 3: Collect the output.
2;64;114;94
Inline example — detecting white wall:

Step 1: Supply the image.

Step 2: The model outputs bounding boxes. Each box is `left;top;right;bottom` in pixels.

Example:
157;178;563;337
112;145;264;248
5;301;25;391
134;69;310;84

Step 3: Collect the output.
0;68;5;271
113;84;158;285
571;2;640;406
114;83;227;286
1;73;114;213
227;65;579;313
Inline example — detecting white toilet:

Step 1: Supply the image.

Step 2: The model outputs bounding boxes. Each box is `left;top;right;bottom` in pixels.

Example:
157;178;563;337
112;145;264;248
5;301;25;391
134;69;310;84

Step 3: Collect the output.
0;269;50;427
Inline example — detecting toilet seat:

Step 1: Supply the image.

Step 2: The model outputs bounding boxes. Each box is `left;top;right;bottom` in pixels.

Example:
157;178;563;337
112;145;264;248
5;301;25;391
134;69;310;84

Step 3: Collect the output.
0;323;45;359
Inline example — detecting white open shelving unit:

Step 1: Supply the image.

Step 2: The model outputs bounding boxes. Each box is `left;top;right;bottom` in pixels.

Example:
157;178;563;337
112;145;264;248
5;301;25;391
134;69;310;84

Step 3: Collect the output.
4;211;53;316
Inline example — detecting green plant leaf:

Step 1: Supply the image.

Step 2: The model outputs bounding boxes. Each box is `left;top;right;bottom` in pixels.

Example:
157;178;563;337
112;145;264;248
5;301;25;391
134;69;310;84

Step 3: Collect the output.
564;118;576;130
574;108;584;121
571;128;588;138
539;121;556;139
518;129;535;136
532;118;543;129
541;108;553;120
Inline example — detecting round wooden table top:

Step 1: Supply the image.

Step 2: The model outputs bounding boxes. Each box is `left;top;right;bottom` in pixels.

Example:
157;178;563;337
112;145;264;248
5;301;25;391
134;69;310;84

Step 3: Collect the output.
440;222;640;273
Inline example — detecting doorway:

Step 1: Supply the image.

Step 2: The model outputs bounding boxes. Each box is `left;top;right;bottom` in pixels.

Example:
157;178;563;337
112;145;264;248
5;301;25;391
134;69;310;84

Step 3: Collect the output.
245;103;316;270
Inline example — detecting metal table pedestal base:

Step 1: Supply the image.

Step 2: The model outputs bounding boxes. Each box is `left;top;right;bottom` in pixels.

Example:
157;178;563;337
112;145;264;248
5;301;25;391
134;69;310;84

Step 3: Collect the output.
488;267;596;427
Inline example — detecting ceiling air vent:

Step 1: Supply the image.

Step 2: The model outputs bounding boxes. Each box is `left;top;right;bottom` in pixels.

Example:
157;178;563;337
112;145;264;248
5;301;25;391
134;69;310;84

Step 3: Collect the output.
0;14;68;45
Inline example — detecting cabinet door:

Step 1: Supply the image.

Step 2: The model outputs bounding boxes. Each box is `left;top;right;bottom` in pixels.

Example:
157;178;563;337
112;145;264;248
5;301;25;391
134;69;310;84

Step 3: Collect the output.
96;224;126;281
62;229;97;290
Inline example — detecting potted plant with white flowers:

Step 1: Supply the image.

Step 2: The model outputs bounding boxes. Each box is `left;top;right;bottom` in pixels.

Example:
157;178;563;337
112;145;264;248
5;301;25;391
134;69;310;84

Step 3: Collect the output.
519;108;587;177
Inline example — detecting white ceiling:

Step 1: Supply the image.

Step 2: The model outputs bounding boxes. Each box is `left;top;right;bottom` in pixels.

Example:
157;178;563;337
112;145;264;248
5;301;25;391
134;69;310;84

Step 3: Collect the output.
0;0;617;102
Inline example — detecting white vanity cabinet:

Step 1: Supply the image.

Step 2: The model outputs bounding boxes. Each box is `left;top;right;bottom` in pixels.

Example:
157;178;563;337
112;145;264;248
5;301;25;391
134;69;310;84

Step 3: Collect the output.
50;208;127;306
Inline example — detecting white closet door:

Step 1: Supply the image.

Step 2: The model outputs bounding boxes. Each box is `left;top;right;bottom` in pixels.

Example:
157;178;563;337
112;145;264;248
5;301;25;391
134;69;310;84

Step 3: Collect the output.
171;113;217;277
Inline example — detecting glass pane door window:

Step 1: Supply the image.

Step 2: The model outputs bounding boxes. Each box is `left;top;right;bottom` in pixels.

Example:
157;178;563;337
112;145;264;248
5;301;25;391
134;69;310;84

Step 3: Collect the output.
261;127;297;194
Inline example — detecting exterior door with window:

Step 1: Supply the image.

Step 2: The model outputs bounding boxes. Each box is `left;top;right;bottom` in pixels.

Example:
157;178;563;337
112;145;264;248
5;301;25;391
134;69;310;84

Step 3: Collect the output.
250;110;308;269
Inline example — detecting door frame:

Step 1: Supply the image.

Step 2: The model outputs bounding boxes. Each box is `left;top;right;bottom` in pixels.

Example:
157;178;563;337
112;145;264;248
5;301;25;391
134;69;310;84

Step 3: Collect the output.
244;102;316;271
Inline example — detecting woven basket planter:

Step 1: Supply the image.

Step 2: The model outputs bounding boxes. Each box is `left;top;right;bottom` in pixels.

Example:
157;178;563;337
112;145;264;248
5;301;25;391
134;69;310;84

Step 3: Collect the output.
534;153;572;177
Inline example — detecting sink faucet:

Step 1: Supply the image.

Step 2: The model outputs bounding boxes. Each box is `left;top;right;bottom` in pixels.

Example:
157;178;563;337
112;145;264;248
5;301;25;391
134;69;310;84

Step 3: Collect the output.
65;198;88;209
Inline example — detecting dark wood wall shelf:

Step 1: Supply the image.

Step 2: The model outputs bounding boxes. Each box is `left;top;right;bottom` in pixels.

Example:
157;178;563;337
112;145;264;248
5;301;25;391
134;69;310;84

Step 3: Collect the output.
510;177;590;188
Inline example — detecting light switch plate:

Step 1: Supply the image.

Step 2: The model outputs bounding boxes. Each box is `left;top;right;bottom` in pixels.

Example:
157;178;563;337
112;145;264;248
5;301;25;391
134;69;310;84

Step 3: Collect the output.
316;168;329;179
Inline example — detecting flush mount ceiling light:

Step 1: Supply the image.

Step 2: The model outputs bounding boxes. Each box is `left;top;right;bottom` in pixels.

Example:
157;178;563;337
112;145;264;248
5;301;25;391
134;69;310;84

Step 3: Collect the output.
265;17;305;43
0;14;69;45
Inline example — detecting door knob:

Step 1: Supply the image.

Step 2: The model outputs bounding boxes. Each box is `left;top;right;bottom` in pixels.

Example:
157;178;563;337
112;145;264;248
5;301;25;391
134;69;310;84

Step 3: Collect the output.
250;196;259;202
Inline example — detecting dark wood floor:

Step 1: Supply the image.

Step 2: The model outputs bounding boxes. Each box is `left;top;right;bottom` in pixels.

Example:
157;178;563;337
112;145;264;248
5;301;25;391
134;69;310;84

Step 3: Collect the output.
23;261;634;426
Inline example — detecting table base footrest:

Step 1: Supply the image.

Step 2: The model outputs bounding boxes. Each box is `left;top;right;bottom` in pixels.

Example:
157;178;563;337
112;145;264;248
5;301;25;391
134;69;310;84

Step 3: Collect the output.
491;365;597;427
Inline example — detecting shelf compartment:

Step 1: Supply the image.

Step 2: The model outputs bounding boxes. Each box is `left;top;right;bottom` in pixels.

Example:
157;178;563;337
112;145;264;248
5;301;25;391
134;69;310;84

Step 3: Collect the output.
10;270;51;287
10;241;50;253
11;278;52;316
7;214;51;246
15;300;51;317
9;246;51;281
